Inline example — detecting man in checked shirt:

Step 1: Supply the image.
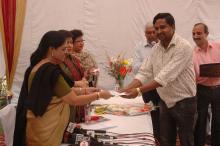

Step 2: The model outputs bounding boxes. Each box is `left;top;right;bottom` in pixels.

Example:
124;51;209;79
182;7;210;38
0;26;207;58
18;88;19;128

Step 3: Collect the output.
132;22;161;144
121;13;197;146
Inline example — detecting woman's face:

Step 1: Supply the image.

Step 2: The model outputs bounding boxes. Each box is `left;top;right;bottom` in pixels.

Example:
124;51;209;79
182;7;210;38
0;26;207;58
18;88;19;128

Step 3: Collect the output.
65;37;73;53
52;43;67;63
73;36;84;52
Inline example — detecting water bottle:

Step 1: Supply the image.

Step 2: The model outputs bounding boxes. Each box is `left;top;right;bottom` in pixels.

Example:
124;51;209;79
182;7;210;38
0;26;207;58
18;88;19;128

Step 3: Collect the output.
84;104;91;124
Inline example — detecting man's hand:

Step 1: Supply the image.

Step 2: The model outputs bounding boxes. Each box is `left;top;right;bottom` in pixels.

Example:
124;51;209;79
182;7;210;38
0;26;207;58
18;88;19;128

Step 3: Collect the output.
118;79;142;93
121;88;138;99
118;86;131;93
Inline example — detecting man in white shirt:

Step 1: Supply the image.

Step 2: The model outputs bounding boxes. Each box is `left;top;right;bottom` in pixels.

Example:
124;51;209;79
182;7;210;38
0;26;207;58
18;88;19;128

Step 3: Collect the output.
121;13;196;146
133;23;158;74
132;23;161;143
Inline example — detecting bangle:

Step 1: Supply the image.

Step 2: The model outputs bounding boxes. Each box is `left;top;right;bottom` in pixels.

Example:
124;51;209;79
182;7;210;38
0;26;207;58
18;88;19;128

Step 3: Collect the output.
79;88;82;95
85;88;87;94
96;92;100;100
136;87;142;96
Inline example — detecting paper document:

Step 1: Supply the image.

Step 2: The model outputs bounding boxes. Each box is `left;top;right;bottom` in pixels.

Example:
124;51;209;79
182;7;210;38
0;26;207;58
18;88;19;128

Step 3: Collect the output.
109;90;128;97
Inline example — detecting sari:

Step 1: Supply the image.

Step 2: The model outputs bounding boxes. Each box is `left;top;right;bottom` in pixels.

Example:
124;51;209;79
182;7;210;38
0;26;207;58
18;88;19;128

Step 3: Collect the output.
60;54;84;81
60;54;85;123
72;51;98;87
72;51;97;71
13;63;72;146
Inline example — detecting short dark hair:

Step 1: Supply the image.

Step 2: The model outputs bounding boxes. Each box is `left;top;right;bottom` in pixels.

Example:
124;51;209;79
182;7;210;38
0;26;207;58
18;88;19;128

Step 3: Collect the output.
153;13;175;27
194;23;209;34
70;29;83;42
59;29;72;38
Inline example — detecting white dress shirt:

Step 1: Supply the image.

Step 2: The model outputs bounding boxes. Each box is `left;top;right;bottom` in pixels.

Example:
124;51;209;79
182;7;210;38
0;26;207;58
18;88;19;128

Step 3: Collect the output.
132;41;155;74
135;34;196;108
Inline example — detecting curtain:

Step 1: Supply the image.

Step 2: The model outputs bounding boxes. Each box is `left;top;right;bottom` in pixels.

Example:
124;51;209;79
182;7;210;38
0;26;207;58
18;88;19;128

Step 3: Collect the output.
0;0;26;90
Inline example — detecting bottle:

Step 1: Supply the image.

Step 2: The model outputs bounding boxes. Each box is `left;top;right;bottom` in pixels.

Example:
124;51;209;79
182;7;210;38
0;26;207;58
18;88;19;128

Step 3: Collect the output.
84;104;91;124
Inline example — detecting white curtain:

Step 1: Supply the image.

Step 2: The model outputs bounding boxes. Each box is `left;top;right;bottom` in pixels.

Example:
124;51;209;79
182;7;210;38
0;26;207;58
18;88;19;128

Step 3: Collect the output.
9;0;220;103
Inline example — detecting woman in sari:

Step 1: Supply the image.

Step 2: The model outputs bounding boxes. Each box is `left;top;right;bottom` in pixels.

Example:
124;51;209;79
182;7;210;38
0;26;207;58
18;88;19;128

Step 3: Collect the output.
13;30;112;146
59;30;88;123
59;30;87;87
70;29;98;87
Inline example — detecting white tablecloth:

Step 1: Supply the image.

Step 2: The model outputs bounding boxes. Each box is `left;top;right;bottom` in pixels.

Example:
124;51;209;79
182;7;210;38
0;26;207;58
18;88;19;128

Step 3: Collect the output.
0;97;152;146
82;95;153;134
0;104;16;146
62;96;153;146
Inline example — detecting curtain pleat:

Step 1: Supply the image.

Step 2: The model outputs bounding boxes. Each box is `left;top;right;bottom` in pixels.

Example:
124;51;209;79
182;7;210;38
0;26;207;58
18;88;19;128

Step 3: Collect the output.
11;0;27;89
0;0;16;88
0;0;26;89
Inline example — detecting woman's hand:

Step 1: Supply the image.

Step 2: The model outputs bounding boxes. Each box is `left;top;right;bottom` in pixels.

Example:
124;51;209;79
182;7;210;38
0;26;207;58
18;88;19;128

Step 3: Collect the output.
85;87;100;94
75;78;89;87
88;67;99;76
84;67;99;79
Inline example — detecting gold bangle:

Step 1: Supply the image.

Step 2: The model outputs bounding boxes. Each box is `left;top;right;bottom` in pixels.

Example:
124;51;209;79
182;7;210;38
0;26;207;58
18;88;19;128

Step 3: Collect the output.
79;88;82;95
96;92;100;100
136;87;142;96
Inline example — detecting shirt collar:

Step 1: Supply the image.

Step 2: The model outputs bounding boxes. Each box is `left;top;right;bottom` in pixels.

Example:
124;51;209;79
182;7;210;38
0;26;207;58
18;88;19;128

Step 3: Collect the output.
158;33;177;51
145;41;157;48
196;41;213;52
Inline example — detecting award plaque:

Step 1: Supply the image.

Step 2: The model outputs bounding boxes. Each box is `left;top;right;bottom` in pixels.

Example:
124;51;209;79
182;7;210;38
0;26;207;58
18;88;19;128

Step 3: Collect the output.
200;63;220;77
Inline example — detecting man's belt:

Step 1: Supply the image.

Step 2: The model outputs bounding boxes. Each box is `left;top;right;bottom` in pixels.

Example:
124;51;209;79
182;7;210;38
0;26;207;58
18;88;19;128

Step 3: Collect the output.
197;84;220;90
200;63;220;77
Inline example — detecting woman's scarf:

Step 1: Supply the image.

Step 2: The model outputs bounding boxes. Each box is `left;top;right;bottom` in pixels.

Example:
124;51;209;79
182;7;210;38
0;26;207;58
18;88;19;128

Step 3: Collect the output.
13;63;74;146
64;54;84;81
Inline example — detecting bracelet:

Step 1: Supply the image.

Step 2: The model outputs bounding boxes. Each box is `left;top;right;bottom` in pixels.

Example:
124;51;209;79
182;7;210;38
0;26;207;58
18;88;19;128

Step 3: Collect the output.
79;88;82;95
96;92;100;100
136;87;142;96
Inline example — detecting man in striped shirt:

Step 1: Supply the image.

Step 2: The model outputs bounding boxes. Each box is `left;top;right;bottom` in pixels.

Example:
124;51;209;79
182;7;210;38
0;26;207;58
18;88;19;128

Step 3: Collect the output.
121;13;197;146
132;22;161;143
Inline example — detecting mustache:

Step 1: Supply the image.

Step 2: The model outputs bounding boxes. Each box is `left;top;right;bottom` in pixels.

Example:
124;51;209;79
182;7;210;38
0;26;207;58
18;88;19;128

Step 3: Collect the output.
193;38;201;41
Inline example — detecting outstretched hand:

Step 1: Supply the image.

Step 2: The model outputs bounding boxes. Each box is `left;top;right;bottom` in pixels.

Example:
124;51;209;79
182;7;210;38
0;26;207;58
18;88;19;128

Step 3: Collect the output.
75;78;89;87
99;90;113;100
120;88;138;99
118;86;130;93
85;87;100;94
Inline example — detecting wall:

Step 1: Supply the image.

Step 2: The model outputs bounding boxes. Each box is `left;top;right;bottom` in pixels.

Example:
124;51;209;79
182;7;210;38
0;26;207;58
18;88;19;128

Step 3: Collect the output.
0;0;219;103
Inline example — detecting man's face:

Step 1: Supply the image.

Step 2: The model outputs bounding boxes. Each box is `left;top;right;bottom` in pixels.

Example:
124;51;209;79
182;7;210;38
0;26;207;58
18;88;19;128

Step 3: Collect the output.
192;24;208;46
145;26;157;44
154;18;174;43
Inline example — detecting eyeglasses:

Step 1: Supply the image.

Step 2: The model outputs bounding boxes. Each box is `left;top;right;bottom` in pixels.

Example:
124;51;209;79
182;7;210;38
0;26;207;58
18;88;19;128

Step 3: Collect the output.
74;40;85;43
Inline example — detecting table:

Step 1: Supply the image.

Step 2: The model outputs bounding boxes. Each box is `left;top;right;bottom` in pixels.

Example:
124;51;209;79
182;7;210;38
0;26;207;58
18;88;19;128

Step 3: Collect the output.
82;95;153;134
62;96;153;146
62;96;154;146
0;97;153;146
